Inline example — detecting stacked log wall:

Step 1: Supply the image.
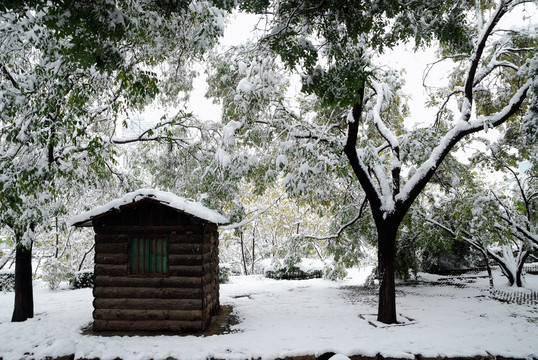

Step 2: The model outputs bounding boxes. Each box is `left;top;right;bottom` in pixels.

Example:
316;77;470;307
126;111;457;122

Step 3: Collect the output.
201;226;220;328
92;223;219;332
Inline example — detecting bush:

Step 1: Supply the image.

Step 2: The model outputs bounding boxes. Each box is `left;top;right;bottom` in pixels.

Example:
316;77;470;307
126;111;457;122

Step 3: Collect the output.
421;240;476;274
264;258;324;280
364;267;378;288
219;264;231;283
265;266;323;280
0;269;15;292
42;258;74;290
323;262;348;280
70;269;94;289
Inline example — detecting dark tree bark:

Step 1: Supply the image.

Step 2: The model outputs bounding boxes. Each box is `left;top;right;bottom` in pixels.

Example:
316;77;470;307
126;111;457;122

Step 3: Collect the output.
239;232;248;275
376;225;398;324
251;226;256;274
482;251;494;289
516;251;530;287
11;243;34;322
340;1;529;324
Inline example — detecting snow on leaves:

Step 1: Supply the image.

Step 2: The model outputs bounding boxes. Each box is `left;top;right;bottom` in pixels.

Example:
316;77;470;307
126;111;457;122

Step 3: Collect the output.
0;0;231;241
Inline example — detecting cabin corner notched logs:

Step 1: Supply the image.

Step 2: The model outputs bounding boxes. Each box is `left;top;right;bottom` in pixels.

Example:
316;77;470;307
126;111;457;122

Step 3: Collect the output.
71;190;227;333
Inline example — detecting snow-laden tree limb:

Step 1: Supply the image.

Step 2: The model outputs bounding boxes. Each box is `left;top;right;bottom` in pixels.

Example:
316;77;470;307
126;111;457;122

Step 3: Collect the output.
371;82;399;151
497;214;538;249
301;196;369;241
418;211;529;287
464;0;508;107
396;78;531;211
220;195;283;230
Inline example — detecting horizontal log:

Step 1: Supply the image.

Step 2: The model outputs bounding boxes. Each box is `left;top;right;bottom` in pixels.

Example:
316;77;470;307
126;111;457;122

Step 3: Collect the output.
95;234;129;243
95;264;128;276
203;224;218;232
95;225;205;235
95;242;128;254
94;275;202;288
168;243;204;254
202;258;218;267
168;254;203;266
93;319;204;332
94;287;202;299
93;309;203;321
169;234;203;243
168;265;203;276
95;253;128;265
94;298;202;311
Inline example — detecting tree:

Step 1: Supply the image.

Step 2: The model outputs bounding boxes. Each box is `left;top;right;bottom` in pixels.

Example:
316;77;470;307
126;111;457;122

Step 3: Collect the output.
218;181;334;275
417;177;531;288
217;0;537;323
478;130;538;253
0;0;229;321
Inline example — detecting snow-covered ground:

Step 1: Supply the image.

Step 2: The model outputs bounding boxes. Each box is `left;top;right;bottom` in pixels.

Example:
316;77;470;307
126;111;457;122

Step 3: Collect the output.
0;267;537;360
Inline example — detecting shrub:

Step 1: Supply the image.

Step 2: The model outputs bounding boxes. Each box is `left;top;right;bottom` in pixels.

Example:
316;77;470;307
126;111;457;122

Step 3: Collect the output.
70;269;94;289
364;267;378;288
219;264;231;283
0;269;15;292
323;262;348;280
42;258;74;290
265;266;323;280
264;258;324;280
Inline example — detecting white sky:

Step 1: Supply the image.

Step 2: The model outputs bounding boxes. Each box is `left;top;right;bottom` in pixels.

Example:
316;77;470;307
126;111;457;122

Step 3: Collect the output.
185;12;260;122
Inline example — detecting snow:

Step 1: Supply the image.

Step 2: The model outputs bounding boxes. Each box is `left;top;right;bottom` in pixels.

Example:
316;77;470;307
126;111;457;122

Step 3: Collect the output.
371;82;399;151
276;154;288;169
222;120;242;147
0;268;537;360
346;109;355;124
261;258;326;273
69;189;229;226
215;147;232;167
237;78;253;93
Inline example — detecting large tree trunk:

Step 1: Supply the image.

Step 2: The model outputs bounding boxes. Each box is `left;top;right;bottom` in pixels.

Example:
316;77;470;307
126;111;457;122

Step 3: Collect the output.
11;244;34;322
515;251;529;288
495;246;528;288
377;225;398;324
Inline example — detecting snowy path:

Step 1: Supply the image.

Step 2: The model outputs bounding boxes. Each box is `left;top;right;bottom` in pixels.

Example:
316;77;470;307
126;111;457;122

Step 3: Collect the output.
0;270;537;360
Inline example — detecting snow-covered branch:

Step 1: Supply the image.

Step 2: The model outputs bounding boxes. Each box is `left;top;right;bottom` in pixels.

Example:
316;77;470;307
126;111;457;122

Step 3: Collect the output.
463;1;508;108
497;214;538;248
397;78;531;210
468;78;532;128
344;86;385;222
220;195;283;230
418;210;529;286
302;197;368;241
371;82;399;151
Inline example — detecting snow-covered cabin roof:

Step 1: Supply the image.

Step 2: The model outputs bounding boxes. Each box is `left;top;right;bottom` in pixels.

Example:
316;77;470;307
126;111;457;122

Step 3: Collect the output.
70;189;229;227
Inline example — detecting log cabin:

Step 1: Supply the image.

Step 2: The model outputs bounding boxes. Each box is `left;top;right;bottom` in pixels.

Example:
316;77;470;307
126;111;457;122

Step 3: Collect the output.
71;189;229;333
